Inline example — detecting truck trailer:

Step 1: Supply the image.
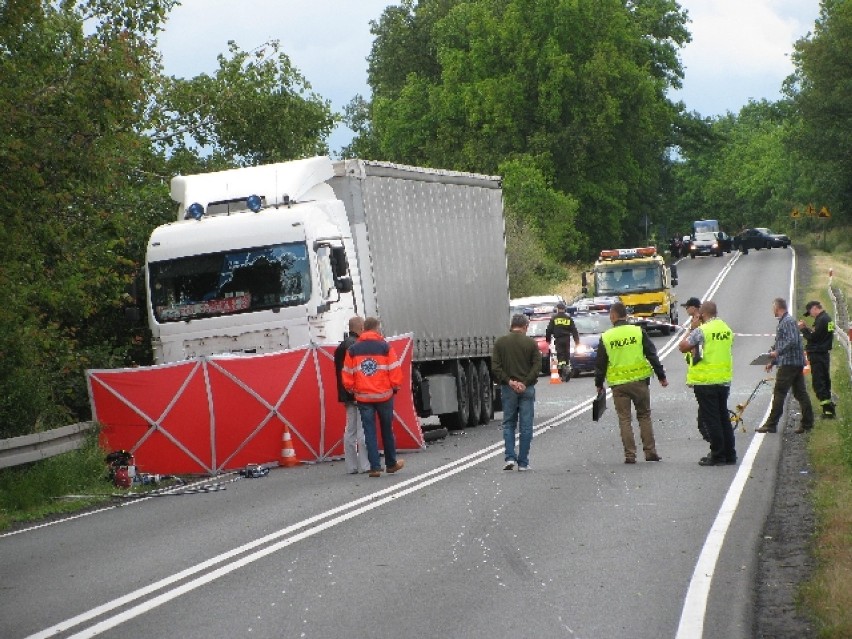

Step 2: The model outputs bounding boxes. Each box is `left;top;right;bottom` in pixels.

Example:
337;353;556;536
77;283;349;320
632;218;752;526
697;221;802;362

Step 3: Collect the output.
144;156;510;430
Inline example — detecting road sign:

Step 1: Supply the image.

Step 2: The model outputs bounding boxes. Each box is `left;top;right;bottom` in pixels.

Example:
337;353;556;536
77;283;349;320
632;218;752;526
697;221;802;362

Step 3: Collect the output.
806;203;817;217
791;208;800;218
819;206;831;218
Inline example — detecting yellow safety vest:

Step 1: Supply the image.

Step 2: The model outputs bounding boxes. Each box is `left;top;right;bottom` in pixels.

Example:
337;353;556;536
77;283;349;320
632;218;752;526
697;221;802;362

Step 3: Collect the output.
686;318;733;385
602;324;652;386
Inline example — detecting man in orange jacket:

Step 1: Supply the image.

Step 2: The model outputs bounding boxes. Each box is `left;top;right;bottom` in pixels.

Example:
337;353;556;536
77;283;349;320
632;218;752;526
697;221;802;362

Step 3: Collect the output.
342;316;405;478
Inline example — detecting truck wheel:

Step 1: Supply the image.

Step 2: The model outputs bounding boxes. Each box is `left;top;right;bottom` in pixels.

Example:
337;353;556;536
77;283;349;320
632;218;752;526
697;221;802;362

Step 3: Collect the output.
465;360;481;428
438;361;470;431
690;253;695;259
477;361;494;424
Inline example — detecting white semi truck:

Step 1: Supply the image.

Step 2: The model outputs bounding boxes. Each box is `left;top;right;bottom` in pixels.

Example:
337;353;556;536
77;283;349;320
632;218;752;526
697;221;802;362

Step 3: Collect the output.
144;156;510;429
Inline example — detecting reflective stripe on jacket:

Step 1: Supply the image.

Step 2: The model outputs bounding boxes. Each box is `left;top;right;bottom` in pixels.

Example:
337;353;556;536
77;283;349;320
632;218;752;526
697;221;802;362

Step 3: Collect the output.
601;324;652;386
686;318;734;385
341;331;403;403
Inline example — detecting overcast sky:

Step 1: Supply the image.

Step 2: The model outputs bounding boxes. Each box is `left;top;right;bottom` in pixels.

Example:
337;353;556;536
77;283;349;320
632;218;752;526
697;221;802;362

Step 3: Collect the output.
157;0;821;154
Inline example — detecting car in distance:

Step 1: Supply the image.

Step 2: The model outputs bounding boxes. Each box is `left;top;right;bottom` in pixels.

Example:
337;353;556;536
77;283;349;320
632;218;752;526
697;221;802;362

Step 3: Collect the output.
715;231;734;253
756;227;790;248
569;312;613;377
689;231;724;258
570;295;621;314
509;295;564;322
734;227;791;252
526;315;554;375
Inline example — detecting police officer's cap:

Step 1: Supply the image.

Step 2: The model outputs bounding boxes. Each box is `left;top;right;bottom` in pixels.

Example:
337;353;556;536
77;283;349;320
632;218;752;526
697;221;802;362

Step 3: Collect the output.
803;301;821;316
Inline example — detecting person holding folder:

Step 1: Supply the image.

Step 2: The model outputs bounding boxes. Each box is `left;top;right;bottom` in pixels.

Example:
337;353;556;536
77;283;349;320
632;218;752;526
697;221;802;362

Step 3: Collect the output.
595;302;668;464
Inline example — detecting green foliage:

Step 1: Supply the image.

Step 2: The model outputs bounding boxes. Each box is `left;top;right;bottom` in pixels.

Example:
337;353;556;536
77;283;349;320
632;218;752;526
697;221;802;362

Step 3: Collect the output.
360;0;690;259
500;155;582;261
0;430;113;530
671;100;806;237
789;1;852;224
0;1;174;437
158;41;337;163
0;3;338;438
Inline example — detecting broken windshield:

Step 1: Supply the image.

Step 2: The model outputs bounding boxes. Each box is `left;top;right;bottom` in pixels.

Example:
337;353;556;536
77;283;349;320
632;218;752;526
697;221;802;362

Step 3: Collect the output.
149;243;311;323
595;265;663;295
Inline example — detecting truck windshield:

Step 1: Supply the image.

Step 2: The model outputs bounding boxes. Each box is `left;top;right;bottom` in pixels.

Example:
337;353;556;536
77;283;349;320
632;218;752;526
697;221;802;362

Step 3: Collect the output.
595;265;663;294
149;243;311;323
693;219;719;234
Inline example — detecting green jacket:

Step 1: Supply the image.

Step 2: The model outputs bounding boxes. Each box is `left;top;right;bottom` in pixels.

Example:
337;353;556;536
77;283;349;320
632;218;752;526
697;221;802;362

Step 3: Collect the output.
492;330;541;387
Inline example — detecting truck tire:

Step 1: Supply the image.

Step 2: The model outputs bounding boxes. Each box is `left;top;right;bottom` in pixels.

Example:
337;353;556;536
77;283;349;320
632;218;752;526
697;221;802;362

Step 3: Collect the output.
465;360;481;428
477;360;494;424
439;361;470;431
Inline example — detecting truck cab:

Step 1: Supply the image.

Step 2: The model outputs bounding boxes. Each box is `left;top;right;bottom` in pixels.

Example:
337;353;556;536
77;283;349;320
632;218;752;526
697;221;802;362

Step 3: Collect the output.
147;158;356;362
582;247;678;335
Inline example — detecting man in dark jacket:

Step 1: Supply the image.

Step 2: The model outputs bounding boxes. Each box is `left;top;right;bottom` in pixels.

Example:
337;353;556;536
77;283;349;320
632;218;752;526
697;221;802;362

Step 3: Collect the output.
545;302;580;379
798;300;836;418
492;314;541;471
334;316;369;474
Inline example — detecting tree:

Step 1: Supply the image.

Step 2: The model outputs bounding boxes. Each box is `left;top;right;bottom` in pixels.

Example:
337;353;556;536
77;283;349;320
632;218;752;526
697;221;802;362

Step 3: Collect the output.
671;100;804;236
788;0;852;223
360;0;690;259
158;41;337;164
0;2;339;437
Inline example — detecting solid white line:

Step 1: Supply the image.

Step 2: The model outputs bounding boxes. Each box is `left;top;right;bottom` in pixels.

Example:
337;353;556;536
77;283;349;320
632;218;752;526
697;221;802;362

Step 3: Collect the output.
26;400;592;639
675;247;796;638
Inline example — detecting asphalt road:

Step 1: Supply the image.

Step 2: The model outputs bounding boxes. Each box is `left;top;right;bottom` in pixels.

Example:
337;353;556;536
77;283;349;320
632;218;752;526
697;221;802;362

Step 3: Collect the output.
1;246;799;639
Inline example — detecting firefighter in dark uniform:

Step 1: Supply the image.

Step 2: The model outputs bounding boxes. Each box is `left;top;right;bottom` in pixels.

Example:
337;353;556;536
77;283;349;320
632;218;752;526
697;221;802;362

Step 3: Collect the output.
798;300;836;418
545;302;580;380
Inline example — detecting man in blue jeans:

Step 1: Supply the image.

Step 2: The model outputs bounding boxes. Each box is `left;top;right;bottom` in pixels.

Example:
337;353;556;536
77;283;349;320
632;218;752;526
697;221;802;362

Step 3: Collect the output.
492;314;541;471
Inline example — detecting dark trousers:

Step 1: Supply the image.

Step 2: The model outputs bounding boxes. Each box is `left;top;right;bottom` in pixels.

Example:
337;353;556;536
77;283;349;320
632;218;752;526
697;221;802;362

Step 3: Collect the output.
693;385;735;461
766;365;814;430
358;398;398;471
807;351;832;409
554;337;571;365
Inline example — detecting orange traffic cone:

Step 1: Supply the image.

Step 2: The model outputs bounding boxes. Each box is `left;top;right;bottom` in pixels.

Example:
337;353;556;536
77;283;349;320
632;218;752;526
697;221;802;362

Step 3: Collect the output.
803;352;811;375
280;424;301;467
549;353;561;384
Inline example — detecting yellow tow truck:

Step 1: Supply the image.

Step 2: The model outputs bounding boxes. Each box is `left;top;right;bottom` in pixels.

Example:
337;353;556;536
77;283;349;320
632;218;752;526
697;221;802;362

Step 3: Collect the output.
581;247;679;335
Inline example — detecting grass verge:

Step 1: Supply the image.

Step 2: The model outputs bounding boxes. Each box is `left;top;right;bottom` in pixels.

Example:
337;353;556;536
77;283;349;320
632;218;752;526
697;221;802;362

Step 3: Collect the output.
799;246;852;638
0;430;116;531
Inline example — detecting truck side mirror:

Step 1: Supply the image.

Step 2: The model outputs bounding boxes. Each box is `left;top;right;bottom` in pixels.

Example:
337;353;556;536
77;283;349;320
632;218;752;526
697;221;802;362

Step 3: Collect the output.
331;246;349;278
336;275;353;293
670;265;678;286
581;272;588;294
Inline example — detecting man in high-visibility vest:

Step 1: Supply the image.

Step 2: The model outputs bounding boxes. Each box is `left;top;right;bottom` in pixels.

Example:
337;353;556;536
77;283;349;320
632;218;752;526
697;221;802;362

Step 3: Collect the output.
678;300;736;465
595;302;668;464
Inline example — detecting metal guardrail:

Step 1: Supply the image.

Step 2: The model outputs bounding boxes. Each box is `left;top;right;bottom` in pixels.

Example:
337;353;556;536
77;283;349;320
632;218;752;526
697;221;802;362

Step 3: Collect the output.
0;422;94;470
828;278;852;378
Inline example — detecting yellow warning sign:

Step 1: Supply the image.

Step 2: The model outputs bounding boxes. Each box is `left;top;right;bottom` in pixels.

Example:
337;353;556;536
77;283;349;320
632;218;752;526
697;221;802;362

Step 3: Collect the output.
819;206;831;218
806;203;817;217
791;208;800;218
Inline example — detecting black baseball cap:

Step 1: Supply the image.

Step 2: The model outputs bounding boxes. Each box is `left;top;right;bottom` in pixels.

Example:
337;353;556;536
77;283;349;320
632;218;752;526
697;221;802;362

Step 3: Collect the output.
803;301;821;316
681;297;701;309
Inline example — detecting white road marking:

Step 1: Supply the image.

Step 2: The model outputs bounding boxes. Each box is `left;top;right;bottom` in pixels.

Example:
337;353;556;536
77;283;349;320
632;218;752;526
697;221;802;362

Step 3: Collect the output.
26;403;593;638
675;247;796;638
24;249;790;638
